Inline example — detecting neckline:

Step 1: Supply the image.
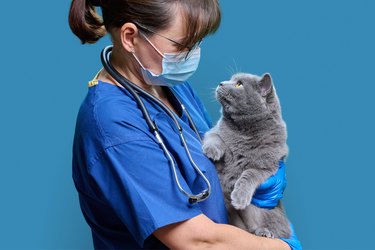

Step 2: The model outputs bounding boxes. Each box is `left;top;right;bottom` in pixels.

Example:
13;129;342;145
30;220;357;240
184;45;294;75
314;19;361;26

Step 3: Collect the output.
96;80;186;120
162;86;184;118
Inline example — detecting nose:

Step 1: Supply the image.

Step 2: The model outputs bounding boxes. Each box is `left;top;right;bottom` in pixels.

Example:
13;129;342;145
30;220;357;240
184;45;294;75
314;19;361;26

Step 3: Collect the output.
219;81;230;87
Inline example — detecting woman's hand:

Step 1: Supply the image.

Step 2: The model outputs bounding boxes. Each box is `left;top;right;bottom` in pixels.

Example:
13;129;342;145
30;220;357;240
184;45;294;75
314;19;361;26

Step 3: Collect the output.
251;162;302;249
280;223;302;250
251;161;287;208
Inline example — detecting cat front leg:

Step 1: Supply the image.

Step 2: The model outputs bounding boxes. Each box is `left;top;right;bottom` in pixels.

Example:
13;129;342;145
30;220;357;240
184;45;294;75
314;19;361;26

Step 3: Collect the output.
202;132;226;162
231;169;269;210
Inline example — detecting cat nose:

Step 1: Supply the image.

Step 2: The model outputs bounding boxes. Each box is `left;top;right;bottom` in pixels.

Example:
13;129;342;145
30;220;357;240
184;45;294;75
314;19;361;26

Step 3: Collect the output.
219;81;230;87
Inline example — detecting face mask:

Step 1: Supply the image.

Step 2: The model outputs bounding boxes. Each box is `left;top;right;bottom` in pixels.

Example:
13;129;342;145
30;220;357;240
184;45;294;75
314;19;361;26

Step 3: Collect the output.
132;33;201;87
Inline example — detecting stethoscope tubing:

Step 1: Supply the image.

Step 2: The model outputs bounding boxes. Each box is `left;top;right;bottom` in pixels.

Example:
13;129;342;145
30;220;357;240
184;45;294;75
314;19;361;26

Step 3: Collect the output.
100;45;211;203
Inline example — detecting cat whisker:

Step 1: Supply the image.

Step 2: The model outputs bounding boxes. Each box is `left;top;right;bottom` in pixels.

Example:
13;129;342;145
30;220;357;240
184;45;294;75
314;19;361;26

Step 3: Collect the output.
209;87;218;93
225;58;243;77
208;98;217;103
225;64;235;76
216;94;227;103
208;94;218;102
232;58;239;73
232;58;243;74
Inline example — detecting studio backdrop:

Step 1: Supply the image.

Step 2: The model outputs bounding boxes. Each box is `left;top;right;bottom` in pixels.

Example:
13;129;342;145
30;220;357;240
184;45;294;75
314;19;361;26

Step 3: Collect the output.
0;1;374;249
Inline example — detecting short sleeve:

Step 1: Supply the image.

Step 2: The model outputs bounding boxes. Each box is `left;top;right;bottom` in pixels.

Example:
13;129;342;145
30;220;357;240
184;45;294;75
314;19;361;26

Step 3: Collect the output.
87;137;202;247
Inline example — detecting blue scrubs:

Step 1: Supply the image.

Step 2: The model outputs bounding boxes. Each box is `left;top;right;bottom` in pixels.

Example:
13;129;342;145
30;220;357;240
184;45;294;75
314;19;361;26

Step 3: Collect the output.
72;79;228;249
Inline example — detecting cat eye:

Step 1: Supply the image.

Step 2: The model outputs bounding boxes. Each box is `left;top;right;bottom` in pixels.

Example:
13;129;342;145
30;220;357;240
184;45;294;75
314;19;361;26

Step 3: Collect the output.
235;81;243;88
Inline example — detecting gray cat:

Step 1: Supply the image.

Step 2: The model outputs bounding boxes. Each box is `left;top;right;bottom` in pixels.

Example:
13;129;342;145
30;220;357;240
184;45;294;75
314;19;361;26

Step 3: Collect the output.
202;73;291;238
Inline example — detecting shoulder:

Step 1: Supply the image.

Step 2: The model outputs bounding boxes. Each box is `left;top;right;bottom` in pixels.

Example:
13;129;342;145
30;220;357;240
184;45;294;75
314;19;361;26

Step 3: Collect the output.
75;81;152;150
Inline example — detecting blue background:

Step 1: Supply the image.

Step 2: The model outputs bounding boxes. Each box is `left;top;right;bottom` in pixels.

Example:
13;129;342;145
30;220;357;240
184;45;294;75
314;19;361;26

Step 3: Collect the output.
0;0;374;249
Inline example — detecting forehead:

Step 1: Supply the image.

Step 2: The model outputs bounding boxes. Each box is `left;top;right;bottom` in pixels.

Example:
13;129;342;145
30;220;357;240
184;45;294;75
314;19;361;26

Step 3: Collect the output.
231;73;261;82
158;7;186;40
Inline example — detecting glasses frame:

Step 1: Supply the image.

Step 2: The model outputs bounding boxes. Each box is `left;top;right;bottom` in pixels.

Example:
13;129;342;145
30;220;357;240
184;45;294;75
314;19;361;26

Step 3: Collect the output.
134;22;202;60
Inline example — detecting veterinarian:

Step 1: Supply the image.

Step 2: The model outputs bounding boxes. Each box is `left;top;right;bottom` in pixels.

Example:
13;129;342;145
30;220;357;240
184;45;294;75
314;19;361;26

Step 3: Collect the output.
69;0;301;249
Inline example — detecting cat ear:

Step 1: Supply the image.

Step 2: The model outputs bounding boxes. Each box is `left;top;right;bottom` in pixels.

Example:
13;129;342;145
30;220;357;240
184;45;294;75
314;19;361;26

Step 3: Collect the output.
259;73;273;96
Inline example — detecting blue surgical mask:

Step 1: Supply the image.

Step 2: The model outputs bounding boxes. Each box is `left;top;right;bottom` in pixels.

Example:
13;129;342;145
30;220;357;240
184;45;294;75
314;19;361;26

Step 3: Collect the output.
132;33;201;87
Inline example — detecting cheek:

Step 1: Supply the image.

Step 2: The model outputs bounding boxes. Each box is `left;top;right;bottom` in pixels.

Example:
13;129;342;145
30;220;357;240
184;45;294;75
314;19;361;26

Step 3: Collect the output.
228;88;243;99
136;40;163;74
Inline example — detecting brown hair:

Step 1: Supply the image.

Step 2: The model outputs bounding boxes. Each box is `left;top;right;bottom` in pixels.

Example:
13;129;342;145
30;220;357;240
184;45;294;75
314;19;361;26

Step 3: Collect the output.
68;0;221;48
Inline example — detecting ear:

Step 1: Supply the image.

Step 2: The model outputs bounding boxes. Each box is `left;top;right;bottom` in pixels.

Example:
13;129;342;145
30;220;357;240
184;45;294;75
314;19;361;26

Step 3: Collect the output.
259;73;273;96
119;22;139;52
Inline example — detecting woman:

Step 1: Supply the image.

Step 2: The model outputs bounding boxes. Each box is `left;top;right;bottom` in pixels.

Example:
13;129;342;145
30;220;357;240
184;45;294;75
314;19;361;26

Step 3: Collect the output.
69;0;300;249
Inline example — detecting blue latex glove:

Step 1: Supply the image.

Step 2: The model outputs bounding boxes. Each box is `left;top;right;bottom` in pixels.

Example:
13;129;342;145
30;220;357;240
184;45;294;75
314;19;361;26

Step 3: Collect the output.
251;161;287;208
280;223;302;250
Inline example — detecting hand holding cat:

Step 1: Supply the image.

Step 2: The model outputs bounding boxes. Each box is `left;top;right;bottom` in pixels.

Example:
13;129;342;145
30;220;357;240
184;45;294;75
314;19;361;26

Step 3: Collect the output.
251;162;302;249
230;161;287;210
251;161;287;209
280;223;302;250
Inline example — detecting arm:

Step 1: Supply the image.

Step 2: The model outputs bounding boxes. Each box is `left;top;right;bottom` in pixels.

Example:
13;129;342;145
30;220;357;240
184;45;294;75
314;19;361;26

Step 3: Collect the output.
154;214;290;250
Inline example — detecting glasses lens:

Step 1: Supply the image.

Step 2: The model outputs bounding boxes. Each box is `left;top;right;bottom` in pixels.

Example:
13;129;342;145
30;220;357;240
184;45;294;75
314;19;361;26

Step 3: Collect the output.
184;40;202;60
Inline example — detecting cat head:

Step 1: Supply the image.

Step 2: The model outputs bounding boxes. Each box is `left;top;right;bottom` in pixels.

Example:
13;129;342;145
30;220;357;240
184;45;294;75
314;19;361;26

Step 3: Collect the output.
216;73;281;121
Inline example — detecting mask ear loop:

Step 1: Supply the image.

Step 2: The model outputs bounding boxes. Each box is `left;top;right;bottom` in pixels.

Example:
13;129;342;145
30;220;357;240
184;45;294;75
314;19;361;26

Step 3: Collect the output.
139;32;165;58
131;50;161;78
131;50;147;70
132;32;165;72
139;31;189;62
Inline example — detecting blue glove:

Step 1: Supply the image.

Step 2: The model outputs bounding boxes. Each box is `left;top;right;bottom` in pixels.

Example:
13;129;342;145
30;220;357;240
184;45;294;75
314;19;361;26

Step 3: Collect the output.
251;161;287;209
280;223;302;250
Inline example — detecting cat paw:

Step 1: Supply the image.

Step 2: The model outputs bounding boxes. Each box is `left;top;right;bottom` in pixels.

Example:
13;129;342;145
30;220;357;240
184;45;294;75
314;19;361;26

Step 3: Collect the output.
202;144;224;161
230;189;251;210
255;228;275;238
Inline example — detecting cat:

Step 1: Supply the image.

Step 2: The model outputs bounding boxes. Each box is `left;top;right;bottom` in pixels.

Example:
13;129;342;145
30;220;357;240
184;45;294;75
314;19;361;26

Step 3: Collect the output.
202;72;291;238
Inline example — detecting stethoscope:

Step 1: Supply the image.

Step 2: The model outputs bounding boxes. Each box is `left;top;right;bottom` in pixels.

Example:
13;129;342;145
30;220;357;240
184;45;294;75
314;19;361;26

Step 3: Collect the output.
100;45;211;204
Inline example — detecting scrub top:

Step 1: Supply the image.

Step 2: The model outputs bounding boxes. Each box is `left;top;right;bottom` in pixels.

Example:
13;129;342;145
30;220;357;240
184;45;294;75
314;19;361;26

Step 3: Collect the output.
72;77;229;249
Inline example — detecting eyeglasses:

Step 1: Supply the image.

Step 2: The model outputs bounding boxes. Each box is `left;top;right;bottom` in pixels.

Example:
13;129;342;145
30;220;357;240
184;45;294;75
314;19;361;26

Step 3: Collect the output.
135;22;202;60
